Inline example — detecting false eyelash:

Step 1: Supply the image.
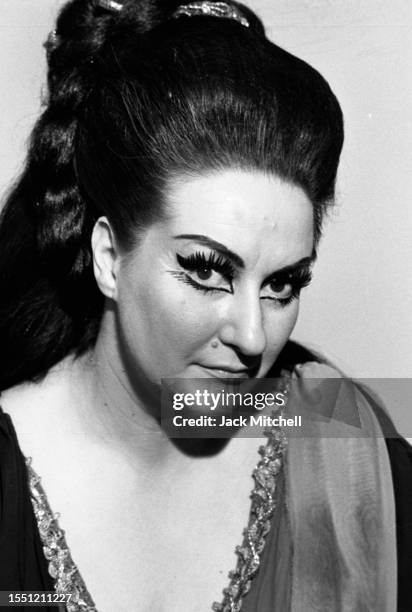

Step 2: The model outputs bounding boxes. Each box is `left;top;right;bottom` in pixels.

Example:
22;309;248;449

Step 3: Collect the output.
265;268;313;307
176;251;236;280
285;267;313;290
267;266;312;289
169;271;219;294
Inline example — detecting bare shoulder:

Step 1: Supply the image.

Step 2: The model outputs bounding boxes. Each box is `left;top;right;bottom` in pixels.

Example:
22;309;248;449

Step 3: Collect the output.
2;359;68;420
2;378;53;425
0;356;80;458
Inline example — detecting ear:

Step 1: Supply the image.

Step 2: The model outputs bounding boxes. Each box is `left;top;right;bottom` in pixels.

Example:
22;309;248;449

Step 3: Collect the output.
91;216;120;301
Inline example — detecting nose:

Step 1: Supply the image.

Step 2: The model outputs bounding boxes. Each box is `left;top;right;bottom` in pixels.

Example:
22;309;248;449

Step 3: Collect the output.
218;288;267;356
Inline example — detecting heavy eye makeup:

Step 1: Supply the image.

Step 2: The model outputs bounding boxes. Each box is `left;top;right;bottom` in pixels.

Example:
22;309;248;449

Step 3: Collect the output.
261;267;312;306
170;251;236;293
168;249;313;307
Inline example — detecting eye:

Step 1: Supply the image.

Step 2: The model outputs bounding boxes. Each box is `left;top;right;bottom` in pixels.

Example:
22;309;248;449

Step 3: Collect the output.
262;279;294;302
261;268;313;306
175;251;235;293
195;267;213;281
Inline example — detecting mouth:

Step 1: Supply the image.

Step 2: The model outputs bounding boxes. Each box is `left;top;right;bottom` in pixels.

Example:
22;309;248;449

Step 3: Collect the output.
197;365;256;380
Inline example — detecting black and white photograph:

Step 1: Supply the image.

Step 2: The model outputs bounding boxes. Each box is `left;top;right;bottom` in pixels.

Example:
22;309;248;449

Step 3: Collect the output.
0;1;411;610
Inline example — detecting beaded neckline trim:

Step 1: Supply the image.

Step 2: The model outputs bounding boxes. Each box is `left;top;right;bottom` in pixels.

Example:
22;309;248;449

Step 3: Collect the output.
26;458;97;611
26;379;289;612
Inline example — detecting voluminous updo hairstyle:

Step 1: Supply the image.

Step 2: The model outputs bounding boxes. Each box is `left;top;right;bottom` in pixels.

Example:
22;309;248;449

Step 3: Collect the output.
0;0;344;390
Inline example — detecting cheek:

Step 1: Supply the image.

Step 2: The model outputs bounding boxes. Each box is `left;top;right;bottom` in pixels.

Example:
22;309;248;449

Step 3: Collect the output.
280;301;300;339
119;269;217;360
155;275;216;337
157;294;216;350
263;302;300;362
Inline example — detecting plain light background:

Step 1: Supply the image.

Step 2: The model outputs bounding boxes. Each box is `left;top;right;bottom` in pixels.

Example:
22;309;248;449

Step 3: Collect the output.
1;1;411;432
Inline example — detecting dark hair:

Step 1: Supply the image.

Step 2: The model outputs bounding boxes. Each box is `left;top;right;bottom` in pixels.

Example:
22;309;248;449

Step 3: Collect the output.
0;0;344;390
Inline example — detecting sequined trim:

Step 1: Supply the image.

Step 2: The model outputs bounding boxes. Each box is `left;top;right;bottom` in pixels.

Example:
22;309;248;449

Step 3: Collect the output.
26;458;97;611
26;378;289;612
211;382;289;611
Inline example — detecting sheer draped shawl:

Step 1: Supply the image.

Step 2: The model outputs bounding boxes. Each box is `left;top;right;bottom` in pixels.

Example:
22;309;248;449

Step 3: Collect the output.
284;362;397;611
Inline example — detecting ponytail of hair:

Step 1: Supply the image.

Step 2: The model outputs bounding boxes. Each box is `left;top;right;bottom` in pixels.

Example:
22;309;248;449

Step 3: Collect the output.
0;0;120;390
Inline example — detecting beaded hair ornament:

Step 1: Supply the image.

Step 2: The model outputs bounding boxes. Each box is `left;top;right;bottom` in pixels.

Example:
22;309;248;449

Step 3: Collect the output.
96;0;250;28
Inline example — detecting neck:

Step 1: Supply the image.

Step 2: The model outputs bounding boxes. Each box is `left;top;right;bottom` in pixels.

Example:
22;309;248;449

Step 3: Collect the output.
71;306;175;466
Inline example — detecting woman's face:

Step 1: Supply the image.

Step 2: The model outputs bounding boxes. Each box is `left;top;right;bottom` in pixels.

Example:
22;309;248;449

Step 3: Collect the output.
113;169;314;387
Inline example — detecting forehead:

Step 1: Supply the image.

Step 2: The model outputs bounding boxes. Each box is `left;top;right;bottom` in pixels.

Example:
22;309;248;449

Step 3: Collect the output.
165;169;314;266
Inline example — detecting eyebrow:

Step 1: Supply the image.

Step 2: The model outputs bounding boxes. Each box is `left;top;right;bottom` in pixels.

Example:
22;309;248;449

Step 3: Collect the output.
173;234;316;275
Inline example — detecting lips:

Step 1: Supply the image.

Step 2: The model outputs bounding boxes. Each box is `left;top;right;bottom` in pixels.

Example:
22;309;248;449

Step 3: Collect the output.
198;365;254;379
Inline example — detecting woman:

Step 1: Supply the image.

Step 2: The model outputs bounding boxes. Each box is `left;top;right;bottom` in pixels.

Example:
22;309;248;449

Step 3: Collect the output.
0;0;410;610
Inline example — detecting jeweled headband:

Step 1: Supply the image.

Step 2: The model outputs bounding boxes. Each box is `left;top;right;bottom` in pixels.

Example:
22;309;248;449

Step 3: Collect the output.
172;2;249;27
96;0;250;28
